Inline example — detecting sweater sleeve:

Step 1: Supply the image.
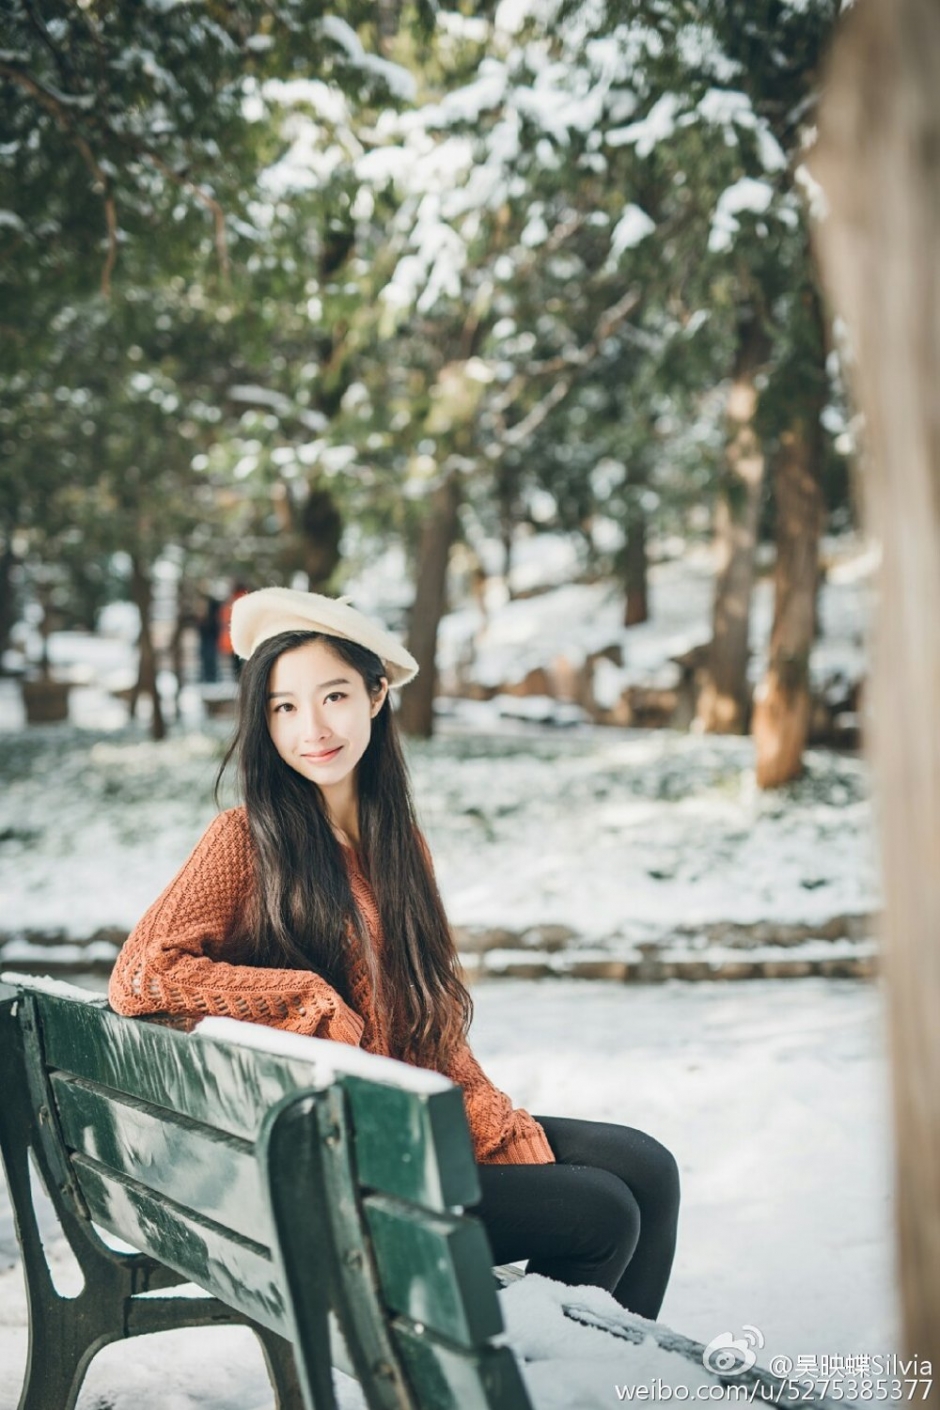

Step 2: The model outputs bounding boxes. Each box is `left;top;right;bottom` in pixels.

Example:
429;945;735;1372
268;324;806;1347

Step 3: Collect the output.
108;809;365;1047
443;1039;556;1166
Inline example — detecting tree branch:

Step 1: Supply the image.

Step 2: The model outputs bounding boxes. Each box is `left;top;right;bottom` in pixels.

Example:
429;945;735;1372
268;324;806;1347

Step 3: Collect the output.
485;286;641;456
21;0;73;90
0;52;232;287
0;57;117;294
0;55;93;109
128;143;230;280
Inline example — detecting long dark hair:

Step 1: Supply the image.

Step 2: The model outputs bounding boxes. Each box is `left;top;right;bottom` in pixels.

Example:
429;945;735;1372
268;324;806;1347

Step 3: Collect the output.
216;629;472;1067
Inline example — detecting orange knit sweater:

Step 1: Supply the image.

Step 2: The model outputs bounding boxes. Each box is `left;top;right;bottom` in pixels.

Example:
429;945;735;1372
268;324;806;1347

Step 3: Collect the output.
108;807;555;1167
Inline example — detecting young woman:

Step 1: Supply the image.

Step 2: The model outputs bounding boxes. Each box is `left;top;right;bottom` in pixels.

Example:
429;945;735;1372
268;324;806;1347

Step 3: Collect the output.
109;587;680;1321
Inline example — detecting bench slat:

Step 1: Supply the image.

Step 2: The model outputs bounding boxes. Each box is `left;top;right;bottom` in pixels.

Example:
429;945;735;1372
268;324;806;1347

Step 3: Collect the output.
71;1151;291;1339
37;995;478;1210
343;1072;479;1211
51;1074;273;1248
364;1193;502;1348
39;996;324;1143
393;1320;532;1410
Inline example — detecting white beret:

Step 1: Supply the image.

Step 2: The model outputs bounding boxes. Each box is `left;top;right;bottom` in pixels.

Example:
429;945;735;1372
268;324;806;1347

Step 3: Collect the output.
230;587;419;687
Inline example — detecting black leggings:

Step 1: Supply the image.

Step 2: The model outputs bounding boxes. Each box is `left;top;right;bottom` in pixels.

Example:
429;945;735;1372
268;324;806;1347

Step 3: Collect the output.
470;1116;680;1322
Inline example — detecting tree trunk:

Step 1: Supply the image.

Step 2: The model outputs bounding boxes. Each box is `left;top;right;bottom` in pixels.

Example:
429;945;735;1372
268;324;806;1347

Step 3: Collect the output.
170;610;186;723
300;485;342;589
0;540;16;662
501;517;514;598
36;585;53;678
496;462;517;598
696;313;769;734
812;0;940;1365
623;500;649;627
398;471;462;739
375;0;401;55
130;555;166;741
752;409;825;788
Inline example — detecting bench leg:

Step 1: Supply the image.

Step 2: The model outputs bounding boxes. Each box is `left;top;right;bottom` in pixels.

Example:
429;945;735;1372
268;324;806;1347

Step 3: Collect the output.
9;1164;134;1410
0;1001;133;1410
17;1317;107;1410
254;1325;308;1410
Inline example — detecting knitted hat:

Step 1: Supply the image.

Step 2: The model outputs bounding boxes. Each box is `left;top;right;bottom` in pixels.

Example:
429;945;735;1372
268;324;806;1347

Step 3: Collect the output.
230;587;419;686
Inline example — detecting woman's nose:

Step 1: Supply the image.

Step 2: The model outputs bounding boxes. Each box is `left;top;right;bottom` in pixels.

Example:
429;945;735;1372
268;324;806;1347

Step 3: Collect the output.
300;704;331;740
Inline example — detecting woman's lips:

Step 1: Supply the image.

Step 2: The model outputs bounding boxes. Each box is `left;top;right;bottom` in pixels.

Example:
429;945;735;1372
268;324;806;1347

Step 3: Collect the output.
302;746;342;762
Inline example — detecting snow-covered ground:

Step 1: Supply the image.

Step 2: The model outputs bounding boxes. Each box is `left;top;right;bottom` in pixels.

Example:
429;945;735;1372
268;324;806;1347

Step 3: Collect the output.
0;699;879;964
0;704;877;959
0;975;897;1409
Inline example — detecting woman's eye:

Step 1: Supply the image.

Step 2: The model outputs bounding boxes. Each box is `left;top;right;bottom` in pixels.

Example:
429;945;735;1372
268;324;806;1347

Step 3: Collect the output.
325;692;347;704
273;702;294;714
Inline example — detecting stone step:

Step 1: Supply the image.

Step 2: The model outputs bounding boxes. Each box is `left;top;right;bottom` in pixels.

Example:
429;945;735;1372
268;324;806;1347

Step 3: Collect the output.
0;919;878;986
463;944;877;984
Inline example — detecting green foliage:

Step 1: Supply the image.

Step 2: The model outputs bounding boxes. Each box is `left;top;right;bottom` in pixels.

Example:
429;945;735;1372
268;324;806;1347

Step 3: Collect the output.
0;0;420;634
333;0;849;577
0;0;854;656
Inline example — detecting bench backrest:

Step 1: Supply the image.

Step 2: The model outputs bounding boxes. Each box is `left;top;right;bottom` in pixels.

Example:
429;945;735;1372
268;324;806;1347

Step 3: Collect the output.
0;975;533;1410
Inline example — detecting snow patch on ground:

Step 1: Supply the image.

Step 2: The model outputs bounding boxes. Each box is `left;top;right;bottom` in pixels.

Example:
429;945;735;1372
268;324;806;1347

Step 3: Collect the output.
0;713;878;944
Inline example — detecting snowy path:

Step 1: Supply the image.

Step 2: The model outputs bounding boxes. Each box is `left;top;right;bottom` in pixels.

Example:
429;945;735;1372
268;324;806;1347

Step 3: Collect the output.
0;976;897;1409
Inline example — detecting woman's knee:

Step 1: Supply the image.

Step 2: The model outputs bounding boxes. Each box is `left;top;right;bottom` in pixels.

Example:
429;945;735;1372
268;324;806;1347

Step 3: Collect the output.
612;1133;680;1234
533;1116;680;1225
649;1135;680;1197
615;1128;681;1216
571;1167;643;1264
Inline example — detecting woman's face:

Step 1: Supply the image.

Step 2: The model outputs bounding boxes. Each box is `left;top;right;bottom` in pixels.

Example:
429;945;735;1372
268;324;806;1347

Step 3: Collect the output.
265;638;388;798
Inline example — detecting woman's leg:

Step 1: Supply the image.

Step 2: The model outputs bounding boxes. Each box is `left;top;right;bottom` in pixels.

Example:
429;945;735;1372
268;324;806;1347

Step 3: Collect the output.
533;1115;681;1321
471;1159;643;1298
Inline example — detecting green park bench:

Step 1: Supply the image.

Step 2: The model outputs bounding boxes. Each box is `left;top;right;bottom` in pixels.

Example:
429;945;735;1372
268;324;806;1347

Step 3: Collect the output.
0;972;841;1410
0;973;532;1410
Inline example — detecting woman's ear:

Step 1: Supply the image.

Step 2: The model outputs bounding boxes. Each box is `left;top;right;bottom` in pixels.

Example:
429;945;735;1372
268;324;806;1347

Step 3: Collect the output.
371;678;389;718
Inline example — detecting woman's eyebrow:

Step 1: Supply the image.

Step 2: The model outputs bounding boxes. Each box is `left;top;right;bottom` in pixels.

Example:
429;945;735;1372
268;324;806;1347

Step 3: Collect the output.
267;678;351;700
